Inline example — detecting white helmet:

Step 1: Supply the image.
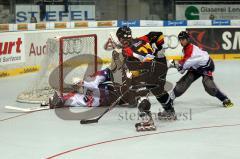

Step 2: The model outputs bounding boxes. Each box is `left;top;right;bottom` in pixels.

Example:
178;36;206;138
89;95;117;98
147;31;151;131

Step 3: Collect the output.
72;77;81;85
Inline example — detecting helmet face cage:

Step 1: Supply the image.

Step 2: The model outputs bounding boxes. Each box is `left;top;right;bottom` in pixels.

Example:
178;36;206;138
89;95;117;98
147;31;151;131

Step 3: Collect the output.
116;26;132;40
178;31;190;40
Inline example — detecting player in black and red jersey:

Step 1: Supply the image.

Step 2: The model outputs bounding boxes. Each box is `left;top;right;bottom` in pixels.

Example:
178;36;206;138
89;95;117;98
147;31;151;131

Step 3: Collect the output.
116;26;176;131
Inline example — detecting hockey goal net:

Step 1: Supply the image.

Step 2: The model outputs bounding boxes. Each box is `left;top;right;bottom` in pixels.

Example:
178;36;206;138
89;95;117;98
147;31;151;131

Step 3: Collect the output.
16;34;97;104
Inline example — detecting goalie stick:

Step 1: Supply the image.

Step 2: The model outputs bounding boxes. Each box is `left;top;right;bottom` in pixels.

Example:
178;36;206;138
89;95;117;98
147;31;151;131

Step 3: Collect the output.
4;105;75;113
80;84;157;124
4;105;50;112
109;32;122;49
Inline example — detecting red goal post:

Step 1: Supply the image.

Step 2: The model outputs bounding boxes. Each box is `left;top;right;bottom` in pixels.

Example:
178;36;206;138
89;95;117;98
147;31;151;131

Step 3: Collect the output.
16;34;98;104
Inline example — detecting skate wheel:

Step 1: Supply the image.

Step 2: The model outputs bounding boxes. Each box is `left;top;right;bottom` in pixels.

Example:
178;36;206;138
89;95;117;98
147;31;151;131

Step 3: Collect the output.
135;125;156;132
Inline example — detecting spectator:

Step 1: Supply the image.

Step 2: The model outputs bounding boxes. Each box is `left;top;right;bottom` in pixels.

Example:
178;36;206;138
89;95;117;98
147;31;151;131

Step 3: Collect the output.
30;15;37;23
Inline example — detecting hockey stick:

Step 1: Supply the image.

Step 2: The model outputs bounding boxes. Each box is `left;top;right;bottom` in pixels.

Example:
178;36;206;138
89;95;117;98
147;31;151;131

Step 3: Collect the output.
80;90;128;124
109;32;122;49
4;105;50;112
80;84;157;124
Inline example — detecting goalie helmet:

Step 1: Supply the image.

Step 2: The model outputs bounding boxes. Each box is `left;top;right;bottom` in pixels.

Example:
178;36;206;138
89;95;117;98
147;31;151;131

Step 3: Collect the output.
116;26;132;40
178;31;190;40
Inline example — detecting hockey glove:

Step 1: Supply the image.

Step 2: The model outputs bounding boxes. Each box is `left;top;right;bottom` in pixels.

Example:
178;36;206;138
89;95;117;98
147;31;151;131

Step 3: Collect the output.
168;60;182;70
143;54;155;62
167;59;178;68
126;69;133;79
177;65;186;74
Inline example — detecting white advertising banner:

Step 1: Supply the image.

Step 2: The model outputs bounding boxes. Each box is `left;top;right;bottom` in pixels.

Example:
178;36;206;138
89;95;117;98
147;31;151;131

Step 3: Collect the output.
16;5;95;23
176;5;240;20
0;34;25;65
140;20;163;27
0;27;184;71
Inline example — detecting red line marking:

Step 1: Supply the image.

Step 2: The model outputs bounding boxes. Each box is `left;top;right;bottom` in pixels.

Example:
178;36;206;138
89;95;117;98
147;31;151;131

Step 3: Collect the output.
46;123;240;159
0;112;33;122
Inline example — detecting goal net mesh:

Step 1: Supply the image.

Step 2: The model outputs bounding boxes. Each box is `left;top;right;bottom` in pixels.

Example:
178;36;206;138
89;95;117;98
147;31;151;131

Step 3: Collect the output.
16;34;97;104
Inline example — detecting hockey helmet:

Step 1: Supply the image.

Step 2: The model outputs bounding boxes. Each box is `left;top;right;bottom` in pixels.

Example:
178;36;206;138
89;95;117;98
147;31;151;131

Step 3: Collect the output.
116;26;132;40
178;31;190;40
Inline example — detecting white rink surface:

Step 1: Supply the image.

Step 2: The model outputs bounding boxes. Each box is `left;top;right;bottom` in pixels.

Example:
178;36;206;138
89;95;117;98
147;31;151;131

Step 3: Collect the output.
0;60;240;159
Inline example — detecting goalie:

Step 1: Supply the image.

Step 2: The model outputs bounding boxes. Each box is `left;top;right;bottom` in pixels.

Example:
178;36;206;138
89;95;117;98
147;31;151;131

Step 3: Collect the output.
49;68;120;108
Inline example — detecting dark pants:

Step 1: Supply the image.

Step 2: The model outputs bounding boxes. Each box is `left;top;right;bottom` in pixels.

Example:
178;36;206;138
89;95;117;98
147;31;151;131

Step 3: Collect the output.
173;59;228;102
100;57;170;109
124;57;170;111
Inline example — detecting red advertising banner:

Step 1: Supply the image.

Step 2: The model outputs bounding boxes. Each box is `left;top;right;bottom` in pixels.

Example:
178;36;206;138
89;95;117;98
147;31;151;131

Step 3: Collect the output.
187;28;240;54
0;34;25;65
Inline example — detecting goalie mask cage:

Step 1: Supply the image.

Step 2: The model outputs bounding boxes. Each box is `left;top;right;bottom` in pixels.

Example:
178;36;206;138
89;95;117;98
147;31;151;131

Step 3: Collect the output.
16;34;97;104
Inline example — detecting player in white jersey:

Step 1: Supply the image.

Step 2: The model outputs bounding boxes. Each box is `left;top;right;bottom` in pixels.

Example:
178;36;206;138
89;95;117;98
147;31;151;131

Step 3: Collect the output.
168;31;233;108
49;68;118;108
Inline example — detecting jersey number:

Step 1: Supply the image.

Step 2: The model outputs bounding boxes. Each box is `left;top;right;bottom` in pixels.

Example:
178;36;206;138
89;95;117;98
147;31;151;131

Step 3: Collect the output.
137;43;154;54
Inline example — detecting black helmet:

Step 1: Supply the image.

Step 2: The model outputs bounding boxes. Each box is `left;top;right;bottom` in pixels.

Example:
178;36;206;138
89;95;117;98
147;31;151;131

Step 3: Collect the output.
178;31;190;40
116;26;132;40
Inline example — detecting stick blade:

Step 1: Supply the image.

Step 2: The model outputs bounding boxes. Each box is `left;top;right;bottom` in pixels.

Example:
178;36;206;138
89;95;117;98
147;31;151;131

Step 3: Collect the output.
4;105;50;112
80;119;98;124
5;105;30;112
